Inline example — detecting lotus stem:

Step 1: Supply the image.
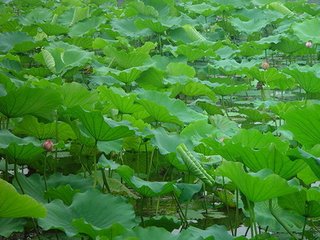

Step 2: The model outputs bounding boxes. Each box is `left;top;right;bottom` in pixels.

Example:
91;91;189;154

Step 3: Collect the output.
147;148;155;181
234;188;239;236
101;169;111;193
269;199;298;240
172;192;188;228
301;216;307;240
93;140;98;188
43;154;48;193
222;176;234;235
14;159;24;194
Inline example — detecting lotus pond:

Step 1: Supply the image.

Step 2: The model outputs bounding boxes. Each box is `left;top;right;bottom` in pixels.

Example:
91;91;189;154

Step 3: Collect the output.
1;0;320;239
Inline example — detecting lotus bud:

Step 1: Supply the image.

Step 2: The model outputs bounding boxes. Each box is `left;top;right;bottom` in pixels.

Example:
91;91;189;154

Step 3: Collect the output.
43;139;54;152
261;60;269;70
305;40;312;48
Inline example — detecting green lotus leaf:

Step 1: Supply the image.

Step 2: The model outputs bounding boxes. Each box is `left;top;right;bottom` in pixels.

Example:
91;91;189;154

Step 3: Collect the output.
97;66;149;84
212;83;248;96
229;17;272;35
99;86;144;114
118;226;176;240
0;130;43;163
293;18;320;43
42;42;94;74
238;41;267;57
125;0;159;18
45;185;79;206
61;82;98;110
238;107;272;123
209;115;239;139
283;67;320;93
65;106;134;141
178;225;233;240
210;59;259;74
104;42;156;69
0;32;33;53
0;218;26;237
137;90;207;125
117;165;177;197
38;190;136;237
135;18;168;33
19;7;52;25
218;142;306;179
216;161;298;202
0;86;62;121
176;183;202;202
111;18;153;38
181;81;216;101
180;120;216;146
283;104;320;148
69;16;105;37
14;116;76;140
39;23;69;35
185;3;218;17
14;173;93;203
271;37;304;54
0;178;46;218
148;127;181;155
278;188;320;217
166;62;196;78
254;199;304;233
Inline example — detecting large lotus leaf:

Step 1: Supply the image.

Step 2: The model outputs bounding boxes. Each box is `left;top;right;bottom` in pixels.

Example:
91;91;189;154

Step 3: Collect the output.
292;18;320;43
180;120;216;146
111;18;152;38
218;142;306;179
65;106;134;141
0;130;43;162
278;188;320;217
61;82;98;110
283;67;320;93
104;42;156;69
254;199;304;233
166;62;196;78
69;16;105;37
135;18;168;33
209;115;239;139
98;66;149;84
19;7;52;25
0;179;46;218
181;81;216;101
117;165;177;197
0;86;62;120
178;225;233;240
117;226;177;240
210;59;259;74
39;23;69;35
42;42;93;74
14;173;93;203
0;32;34;53
125;0;159;18
227;129;289;152
0;218;26;237
246;67;295;90
216;161;298;202
230;17;273;35
149;127;182;155
283;104;320;148
212;83;248;96
176;183;202;203
238;107;272;123
272;37;304;54
99;86;143;114
38;190;136;237
185;3;218;16
14;116;76;140
137;90;207;125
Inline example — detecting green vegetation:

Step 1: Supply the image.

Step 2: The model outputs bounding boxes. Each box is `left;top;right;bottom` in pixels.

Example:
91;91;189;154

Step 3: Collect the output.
1;0;320;239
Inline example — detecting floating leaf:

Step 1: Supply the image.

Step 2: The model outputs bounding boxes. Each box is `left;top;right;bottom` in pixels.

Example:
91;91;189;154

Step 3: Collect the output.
38;190;135;237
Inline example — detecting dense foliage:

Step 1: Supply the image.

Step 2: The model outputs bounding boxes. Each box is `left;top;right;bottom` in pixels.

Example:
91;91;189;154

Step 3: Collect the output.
1;0;320;239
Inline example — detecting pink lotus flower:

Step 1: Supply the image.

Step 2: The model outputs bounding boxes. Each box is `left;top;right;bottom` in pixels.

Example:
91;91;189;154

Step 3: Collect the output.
43;139;54;152
305;40;312;48
261;60;269;70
